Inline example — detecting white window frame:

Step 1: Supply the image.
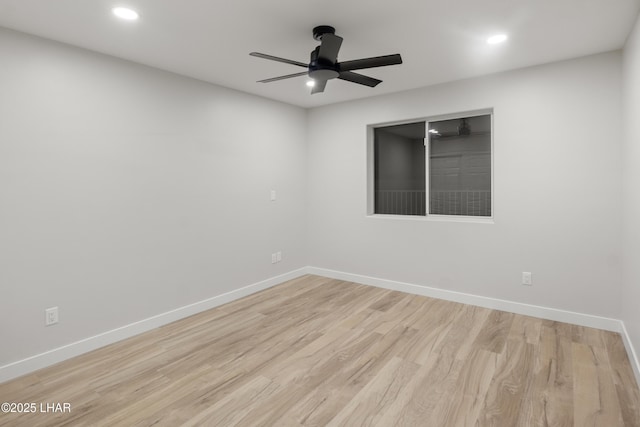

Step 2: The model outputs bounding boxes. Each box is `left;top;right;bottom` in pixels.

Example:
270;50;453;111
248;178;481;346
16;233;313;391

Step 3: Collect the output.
366;108;494;223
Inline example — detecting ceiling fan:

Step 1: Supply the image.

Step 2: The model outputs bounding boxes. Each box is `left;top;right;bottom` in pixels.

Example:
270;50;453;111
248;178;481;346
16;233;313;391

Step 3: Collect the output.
250;25;403;94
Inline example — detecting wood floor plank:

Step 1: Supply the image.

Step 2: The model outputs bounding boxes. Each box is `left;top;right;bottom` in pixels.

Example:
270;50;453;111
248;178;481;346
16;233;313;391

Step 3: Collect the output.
573;342;625;426
388;354;465;426
325;356;420;427
233;382;307;427
368;290;407;312
369;352;444;426
284;324;418;426
473;310;515;354
262;327;367;386
536;323;575;427
477;338;535;426
0;275;638;427
180;376;280;427
430;348;498;426
603;331;640;425
508;314;543;345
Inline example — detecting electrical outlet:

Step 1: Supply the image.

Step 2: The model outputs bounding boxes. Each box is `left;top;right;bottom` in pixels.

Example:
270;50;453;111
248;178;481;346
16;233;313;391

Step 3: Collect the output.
45;307;58;326
522;272;532;286
271;253;277;264
276;251;282;262
270;190;276;201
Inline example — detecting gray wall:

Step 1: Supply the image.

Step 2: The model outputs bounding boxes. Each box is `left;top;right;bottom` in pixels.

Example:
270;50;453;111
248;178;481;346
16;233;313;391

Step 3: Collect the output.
307;51;623;318
0;28;308;366
622;12;640;371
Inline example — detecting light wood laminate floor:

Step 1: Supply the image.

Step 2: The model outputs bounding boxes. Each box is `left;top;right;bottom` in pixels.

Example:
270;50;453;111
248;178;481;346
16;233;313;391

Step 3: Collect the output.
1;275;639;426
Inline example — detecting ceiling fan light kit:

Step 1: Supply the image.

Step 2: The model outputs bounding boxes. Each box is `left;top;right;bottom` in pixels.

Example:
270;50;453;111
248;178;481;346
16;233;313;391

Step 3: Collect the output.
250;26;403;94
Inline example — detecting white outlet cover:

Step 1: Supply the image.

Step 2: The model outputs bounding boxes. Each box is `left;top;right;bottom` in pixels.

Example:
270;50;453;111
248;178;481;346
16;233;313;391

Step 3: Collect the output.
45;307;59;326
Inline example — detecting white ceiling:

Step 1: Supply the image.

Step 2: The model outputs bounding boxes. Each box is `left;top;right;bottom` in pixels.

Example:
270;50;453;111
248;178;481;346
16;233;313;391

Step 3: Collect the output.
0;0;638;108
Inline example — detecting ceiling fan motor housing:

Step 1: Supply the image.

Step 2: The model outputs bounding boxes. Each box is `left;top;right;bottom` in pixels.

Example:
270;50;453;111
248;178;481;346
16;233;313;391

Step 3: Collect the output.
309;46;340;80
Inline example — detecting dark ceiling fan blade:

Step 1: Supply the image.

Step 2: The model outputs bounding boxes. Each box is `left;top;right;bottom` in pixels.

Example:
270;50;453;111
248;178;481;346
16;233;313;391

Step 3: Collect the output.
249;52;308;68
311;79;328;94
338;54;403;72
338;71;382;87
317;34;343;64
257;71;309;83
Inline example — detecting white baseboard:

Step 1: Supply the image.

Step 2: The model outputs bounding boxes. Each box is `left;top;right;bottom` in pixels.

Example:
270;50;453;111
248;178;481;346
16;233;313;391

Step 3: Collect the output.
306;267;623;332
620;321;640;387
0;268;308;384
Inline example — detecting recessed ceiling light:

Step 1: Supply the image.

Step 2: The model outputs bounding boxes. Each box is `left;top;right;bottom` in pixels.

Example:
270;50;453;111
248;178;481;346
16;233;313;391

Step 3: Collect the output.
306;80;316;87
487;34;508;45
112;7;139;21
